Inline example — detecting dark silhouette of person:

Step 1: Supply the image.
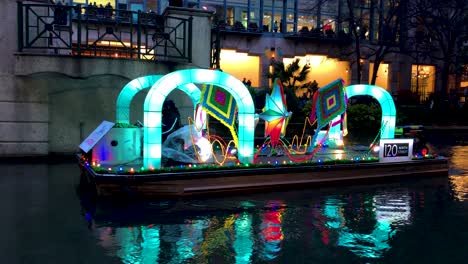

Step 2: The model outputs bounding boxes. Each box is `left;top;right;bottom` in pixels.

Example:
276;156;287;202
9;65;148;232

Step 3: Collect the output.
105;2;113;19
54;1;67;25
97;4;105;18
162;100;181;142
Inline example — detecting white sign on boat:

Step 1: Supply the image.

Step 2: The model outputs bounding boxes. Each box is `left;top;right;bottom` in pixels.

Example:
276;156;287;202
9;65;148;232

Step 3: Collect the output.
79;120;115;153
379;138;414;162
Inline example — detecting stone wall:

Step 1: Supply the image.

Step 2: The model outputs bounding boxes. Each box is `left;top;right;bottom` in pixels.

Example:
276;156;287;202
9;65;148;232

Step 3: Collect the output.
1;3;212;156
0;0;48;156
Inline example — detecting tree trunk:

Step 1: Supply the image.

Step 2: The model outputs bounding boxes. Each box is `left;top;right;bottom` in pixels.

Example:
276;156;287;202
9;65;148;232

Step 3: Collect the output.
346;0;362;84
370;46;389;85
370;60;380;85
355;43;362;84
440;60;450;96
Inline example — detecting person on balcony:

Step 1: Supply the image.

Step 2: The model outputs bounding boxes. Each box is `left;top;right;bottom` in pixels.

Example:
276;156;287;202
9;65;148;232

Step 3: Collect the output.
53;1;68;25
97;4;105;18
105;2;113;19
86;2;97;19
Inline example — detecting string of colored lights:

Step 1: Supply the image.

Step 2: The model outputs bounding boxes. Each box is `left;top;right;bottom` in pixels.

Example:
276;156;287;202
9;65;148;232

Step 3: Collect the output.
187;117;237;166
289;117;317;154
282;126;332;163
80;122;435;175
253;124;331;163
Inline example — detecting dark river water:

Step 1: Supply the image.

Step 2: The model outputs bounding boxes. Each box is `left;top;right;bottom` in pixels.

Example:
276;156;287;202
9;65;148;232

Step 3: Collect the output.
2;142;467;263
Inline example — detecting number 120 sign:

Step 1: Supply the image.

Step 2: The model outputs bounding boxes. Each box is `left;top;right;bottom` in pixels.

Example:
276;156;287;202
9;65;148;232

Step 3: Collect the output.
379;139;414;162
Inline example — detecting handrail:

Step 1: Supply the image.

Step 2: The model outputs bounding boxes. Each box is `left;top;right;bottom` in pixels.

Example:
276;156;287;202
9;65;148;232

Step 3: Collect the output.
17;2;192;62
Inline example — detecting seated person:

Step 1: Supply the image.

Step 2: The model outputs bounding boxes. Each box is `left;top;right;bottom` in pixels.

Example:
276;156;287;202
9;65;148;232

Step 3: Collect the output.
408;131;430;156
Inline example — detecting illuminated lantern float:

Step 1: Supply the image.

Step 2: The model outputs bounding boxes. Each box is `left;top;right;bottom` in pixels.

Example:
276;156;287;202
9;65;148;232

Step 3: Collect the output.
89;122;143;166
81;69;398;170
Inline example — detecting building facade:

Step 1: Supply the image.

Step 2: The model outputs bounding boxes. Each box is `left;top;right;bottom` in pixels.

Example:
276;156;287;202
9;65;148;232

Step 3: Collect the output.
2;0;211;156
203;0;466;102
47;0;468;98
1;0;466;157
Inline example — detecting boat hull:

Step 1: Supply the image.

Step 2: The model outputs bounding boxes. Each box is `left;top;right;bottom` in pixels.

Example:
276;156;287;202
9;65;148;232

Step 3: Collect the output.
78;158;449;198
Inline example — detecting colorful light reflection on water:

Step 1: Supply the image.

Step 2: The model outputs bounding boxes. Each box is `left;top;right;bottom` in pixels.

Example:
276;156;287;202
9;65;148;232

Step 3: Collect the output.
84;145;468;263
90;188;463;263
448;146;468;201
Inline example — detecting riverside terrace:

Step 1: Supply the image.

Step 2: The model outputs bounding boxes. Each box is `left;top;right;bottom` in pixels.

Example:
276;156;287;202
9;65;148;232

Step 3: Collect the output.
17;2;193;62
17;2;354;65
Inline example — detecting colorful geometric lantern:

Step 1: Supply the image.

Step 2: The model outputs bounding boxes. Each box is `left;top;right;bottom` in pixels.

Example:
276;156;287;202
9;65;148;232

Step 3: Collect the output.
259;79;292;147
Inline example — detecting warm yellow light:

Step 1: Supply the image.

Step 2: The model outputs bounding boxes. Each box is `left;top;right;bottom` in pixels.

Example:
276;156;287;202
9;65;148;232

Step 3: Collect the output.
369;63;389;91
283;54;350;95
307;55;325;66
411;64;435;98
219;49;259;87
220;49;248;57
98;40;132;47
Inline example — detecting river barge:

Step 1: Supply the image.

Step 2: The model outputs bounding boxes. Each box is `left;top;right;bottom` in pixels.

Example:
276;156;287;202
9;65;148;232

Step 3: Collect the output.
78;154;448;198
77;69;449;198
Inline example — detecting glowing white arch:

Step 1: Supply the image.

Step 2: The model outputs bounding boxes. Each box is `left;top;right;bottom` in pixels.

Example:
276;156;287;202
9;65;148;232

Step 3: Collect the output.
345;84;396;139
115;75;201;123
143;69;256;169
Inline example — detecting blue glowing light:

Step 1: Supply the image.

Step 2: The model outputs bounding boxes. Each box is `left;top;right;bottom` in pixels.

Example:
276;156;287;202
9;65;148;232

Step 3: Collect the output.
346;85;396;139
116;75;201;124
143;69;255;169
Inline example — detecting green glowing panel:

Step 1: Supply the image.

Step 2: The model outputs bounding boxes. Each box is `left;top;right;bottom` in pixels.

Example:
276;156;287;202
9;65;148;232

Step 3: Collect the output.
345;85;396;139
191;68;219;84
143;69;255;169
116;75;162;123
327;116;343;146
116;75;201;124
217;74;252;106
237;113;255;162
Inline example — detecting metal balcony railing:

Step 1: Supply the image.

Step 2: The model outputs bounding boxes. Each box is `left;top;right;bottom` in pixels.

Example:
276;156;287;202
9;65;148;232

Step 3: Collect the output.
17;2;192;62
